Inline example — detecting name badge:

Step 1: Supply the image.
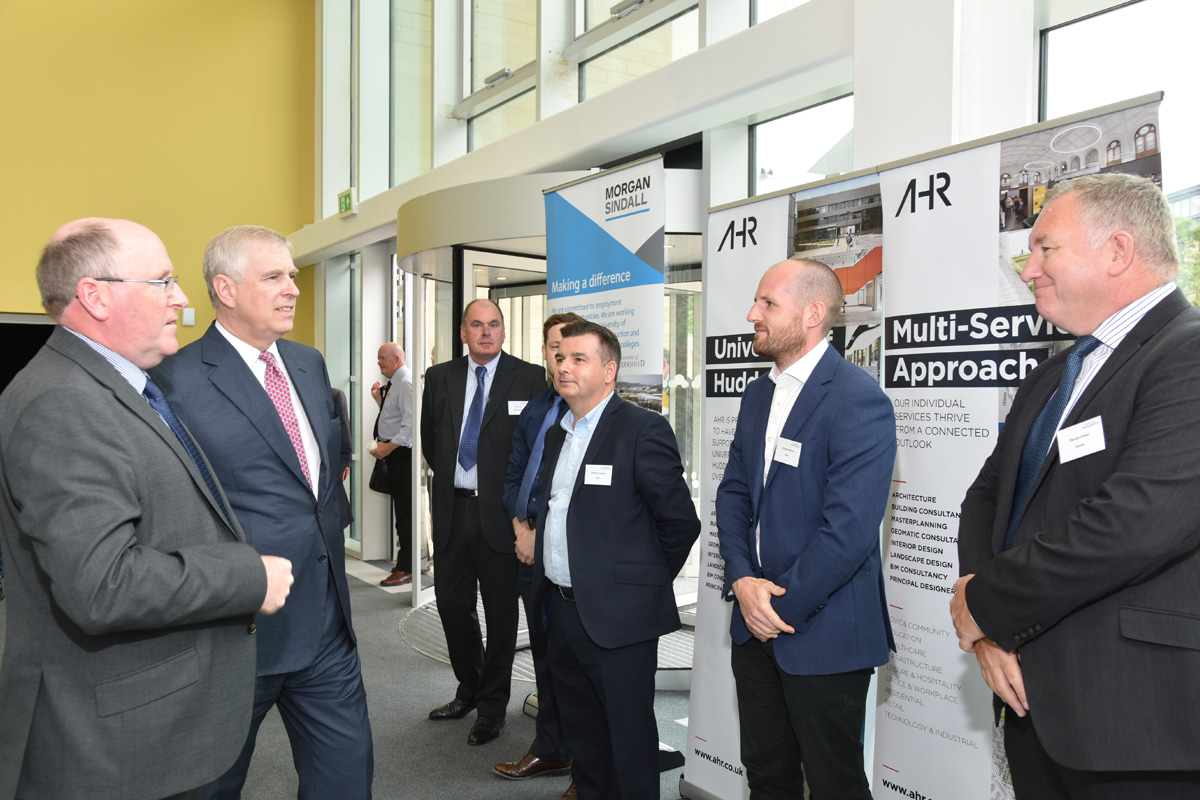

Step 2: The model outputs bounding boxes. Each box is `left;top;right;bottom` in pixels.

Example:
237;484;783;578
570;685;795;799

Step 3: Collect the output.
508;400;528;415
774;438;802;467
1056;416;1104;464
584;465;613;485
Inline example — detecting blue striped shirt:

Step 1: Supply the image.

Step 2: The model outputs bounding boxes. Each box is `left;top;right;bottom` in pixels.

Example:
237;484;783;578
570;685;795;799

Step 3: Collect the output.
1056;282;1176;434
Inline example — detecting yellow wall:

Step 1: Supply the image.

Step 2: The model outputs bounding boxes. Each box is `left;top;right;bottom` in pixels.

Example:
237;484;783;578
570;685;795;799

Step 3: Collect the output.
0;0;315;347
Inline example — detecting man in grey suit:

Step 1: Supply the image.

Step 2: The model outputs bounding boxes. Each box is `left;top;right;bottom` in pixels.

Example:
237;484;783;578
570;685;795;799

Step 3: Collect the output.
153;225;374;799
0;218;293;800
953;174;1200;798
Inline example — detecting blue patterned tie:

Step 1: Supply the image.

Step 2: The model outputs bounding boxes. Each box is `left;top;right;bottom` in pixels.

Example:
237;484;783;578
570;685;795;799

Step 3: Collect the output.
515;396;562;521
143;378;234;528
1004;335;1101;550
458;365;487;471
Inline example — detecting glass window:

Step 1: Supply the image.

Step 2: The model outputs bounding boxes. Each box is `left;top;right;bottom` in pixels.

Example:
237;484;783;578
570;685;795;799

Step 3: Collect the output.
752;95;854;196
581;0;613;35
469;89;537;151
472;0;537;94
753;0;813;25
392;0;433;185
579;8;698;101
1043;0;1200;304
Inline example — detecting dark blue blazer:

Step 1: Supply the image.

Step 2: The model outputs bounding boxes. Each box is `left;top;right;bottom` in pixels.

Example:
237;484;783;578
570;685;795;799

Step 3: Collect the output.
503;385;566;523
532;396;700;649
152;323;353;676
717;346;897;676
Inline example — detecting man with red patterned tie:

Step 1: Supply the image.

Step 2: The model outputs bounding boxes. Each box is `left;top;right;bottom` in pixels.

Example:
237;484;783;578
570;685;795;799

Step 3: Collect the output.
153;225;374;799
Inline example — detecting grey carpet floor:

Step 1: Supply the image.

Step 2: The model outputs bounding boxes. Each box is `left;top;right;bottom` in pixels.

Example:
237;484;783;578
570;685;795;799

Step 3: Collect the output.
0;569;692;799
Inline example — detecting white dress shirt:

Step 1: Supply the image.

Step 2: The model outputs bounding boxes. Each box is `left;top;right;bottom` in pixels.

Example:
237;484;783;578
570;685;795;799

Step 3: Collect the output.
454;353;501;490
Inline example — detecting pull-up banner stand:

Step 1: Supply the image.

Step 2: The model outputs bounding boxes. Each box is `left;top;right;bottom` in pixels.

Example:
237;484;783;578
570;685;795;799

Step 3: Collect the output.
683;92;1164;800
544;155;667;408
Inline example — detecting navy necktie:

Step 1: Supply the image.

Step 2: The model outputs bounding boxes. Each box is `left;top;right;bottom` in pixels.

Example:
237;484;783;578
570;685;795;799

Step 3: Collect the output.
1004;334;1101;549
458;365;487;470
515;396;562;522
143;378;233;528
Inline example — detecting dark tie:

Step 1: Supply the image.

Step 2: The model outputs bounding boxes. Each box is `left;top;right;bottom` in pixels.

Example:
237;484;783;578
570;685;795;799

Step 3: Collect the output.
143;378;233;527
458;365;487;471
373;380;391;441
515;396;563;522
259;351;313;488
1004;334;1102;549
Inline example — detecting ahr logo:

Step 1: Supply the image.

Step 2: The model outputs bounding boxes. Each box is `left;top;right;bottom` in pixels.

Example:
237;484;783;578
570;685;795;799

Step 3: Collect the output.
894;173;951;216
717;216;758;251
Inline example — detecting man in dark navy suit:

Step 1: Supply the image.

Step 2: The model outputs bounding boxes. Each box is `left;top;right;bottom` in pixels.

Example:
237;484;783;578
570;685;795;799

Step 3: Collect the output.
533;320;700;799
154;225;373;799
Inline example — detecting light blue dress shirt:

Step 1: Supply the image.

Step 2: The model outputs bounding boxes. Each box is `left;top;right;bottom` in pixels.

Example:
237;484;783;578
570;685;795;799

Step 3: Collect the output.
543;391;615;587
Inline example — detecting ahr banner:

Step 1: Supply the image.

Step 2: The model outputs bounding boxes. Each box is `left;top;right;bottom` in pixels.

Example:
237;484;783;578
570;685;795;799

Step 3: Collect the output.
544;157;666;409
684;94;1162;800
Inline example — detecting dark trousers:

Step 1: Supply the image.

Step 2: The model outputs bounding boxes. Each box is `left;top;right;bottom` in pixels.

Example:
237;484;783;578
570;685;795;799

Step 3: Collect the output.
520;562;570;763
433;493;519;717
731;637;872;800
1004;708;1200;799
385;446;412;566
547;588;659;799
205;625;374;800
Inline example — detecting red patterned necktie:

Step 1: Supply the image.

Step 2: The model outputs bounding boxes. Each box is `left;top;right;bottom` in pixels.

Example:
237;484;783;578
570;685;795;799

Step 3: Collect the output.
259;350;313;487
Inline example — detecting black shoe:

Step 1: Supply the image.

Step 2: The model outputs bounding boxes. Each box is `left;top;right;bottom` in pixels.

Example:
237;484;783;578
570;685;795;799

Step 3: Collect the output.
428;698;475;720
467;715;505;745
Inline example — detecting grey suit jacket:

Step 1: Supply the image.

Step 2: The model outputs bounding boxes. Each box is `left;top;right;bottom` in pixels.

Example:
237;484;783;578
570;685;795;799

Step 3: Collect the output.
0;327;267;800
959;289;1200;771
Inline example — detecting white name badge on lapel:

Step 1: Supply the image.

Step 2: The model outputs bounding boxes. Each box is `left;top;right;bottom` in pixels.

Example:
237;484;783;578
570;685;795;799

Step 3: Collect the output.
774;438;802;468
508;400;528;415
1057;416;1105;464
584;465;613;485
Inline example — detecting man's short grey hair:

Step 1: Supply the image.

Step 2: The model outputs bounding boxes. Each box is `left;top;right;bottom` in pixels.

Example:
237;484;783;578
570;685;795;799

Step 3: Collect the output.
36;222;119;319
202;225;293;306
789;258;845;335
1044;173;1178;281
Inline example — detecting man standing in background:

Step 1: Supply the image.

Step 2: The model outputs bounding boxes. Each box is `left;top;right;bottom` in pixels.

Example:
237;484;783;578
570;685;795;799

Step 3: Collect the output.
371;341;415;586
421;299;546;745
493;311;585;796
154;225;374;799
717;259;896;800
0;218;292;800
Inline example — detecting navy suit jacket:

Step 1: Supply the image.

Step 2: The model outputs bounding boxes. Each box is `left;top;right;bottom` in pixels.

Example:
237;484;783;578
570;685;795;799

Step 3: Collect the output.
532;396;700;649
717;346;897;676
153;323;353;676
960;289;1200;771
503;385;566;523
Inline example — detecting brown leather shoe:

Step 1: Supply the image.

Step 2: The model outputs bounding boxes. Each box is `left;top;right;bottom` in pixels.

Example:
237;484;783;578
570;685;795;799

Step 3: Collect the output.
380;569;412;586
560;781;577;800
492;752;572;780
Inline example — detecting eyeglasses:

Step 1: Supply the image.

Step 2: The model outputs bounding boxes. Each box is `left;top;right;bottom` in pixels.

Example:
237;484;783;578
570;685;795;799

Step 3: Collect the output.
95;276;181;291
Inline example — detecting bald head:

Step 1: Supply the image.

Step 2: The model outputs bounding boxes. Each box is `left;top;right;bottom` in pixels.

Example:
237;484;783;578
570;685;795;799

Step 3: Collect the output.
377;342;406;378
747;259;844;368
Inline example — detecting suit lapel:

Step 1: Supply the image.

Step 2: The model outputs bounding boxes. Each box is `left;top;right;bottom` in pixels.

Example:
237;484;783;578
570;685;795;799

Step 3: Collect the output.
201;327;312;491
481;352;516;432
571;395;621;497
49;328;241;539
448;357;468;447
763;347;835;494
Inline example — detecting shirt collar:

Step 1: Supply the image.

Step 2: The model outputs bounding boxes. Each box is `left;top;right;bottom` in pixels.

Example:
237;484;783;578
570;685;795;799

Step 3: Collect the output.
562;390;615;432
769;338;828;386
215;319;282;369
1089;282;1176;352
63;327;148;394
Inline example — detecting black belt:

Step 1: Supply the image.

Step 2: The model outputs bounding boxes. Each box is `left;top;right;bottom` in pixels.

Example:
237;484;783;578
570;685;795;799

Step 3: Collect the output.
556;585;575;601
453;488;477;498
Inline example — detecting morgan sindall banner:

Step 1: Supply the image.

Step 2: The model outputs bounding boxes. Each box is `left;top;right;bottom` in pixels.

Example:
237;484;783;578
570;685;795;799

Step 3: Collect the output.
544;157;665;410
